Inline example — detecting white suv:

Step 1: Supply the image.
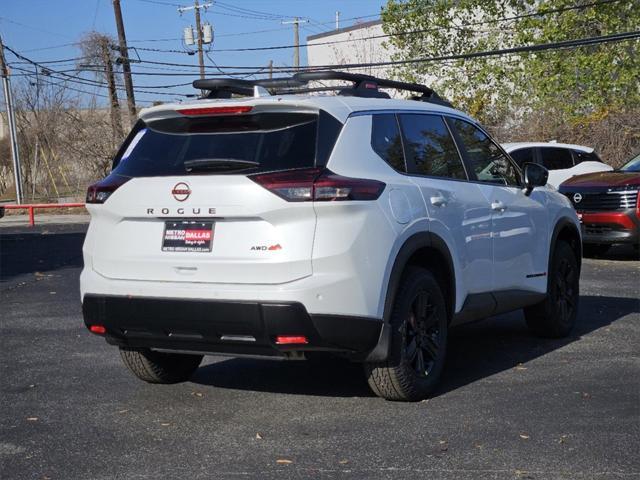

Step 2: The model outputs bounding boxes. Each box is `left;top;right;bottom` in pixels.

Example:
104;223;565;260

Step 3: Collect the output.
502;142;612;189
81;72;582;401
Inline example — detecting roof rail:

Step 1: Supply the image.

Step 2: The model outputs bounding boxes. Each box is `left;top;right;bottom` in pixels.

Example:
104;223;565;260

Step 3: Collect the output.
191;70;452;106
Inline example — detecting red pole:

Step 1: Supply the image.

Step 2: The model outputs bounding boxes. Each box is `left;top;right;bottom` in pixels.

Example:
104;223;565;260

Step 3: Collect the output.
29;206;35;226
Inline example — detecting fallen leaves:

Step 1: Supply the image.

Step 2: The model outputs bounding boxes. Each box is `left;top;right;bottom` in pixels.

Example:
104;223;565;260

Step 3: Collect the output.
519;433;530;440
255;433;263;440
26;417;38;422
276;459;293;465
514;363;528;371
191;391;204;398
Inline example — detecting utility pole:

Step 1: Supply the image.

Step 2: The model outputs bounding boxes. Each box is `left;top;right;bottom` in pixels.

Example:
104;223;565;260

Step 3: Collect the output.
112;0;137;126
268;60;273;79
98;37;124;142
179;1;212;79
335;11;340;30
0;34;23;204
281;17;308;70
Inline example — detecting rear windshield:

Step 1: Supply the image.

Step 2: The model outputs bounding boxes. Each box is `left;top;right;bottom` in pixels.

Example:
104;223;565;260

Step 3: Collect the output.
112;112;324;177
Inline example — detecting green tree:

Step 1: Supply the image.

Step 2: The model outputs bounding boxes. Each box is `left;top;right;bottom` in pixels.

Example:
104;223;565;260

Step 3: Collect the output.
382;0;527;122
514;0;640;118
381;0;640;124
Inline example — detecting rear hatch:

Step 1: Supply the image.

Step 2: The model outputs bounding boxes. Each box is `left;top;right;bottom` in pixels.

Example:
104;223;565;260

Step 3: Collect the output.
87;105;341;284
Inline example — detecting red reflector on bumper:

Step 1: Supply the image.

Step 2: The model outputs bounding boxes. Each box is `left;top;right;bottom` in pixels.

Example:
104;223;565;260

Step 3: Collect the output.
275;335;308;345
89;325;106;335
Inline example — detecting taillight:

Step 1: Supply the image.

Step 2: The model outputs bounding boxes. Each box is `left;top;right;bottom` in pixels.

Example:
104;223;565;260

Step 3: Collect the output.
176;106;253;116
250;168;385;202
86;174;130;204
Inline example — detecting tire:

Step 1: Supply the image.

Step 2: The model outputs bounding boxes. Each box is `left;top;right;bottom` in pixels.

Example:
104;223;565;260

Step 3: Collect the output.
364;267;448;401
119;348;203;384
524;240;579;338
583;243;609;257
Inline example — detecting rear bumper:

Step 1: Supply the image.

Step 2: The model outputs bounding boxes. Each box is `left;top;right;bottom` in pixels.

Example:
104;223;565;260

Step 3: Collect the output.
82;294;382;359
579;211;639;245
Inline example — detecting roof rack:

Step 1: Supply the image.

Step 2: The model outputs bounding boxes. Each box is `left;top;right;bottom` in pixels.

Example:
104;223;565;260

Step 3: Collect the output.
192;71;452;107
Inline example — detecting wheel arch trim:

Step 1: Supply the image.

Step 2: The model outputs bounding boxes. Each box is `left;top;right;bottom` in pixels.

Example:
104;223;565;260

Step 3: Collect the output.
550;216;582;278
365;231;456;362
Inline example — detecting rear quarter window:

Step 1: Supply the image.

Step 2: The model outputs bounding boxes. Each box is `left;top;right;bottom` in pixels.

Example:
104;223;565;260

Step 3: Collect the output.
371;114;406;172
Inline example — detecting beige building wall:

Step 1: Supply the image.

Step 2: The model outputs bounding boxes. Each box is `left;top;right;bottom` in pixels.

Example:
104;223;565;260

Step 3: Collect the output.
306;20;394;79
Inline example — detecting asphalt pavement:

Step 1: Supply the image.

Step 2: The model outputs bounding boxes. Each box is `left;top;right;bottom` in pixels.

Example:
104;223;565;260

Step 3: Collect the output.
1;223;639;479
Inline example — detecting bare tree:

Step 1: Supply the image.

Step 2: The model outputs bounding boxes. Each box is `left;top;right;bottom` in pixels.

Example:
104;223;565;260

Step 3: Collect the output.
78;32;125;143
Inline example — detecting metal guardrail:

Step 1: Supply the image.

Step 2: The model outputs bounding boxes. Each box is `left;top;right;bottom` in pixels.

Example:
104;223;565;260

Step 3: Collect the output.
1;203;86;226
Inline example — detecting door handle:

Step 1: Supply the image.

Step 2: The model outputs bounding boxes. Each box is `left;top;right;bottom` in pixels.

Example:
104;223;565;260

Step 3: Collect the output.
430;195;447;207
491;201;507;212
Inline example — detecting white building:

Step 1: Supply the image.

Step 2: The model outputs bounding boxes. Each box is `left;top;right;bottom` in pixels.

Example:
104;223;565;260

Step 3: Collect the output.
306;20;394;79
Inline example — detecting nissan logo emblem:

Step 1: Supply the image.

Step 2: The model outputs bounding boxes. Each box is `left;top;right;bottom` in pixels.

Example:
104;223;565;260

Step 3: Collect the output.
573;193;582;204
171;182;191;202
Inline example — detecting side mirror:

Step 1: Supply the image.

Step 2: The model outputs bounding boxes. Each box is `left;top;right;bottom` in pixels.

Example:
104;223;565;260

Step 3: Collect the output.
523;163;548;195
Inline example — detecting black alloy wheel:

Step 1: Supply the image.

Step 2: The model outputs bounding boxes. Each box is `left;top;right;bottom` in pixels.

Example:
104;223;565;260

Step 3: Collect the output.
405;290;441;378
364;267;448;401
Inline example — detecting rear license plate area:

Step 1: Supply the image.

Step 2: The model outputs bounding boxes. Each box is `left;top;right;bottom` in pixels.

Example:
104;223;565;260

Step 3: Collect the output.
162;220;214;252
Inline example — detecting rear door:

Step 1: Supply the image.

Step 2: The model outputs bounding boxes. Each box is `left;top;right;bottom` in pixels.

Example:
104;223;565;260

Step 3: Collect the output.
448;118;549;293
88;107;341;285
397;113;494;295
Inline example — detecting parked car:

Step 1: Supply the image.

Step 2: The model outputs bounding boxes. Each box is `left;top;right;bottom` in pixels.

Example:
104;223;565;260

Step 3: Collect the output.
502;142;612;189
81;71;582;401
559;152;639;256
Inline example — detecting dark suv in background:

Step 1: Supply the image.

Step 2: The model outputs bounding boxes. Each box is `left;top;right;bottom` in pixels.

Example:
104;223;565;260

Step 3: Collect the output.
559;152;640;256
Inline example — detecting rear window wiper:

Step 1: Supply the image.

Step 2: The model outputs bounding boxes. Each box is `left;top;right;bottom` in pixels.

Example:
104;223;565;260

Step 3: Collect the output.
183;158;260;172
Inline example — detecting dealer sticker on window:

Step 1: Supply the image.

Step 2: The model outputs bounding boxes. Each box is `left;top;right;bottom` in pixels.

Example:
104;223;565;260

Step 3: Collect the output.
162;221;214;252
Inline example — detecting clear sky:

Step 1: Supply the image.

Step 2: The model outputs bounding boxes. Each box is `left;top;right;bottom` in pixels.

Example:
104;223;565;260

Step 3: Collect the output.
1;0;387;105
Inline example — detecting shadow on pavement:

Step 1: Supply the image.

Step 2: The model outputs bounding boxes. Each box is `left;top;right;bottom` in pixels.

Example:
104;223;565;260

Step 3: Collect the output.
438;294;639;396
0;230;85;282
193;355;374;398
585;244;639;261
192;294;638;398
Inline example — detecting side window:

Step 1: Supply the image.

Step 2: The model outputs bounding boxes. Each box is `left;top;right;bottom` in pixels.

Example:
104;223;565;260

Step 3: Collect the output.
371;114;406;172
398;114;466;180
509;148;534;168
539;147;574;170
450;119;520;186
573;149;601;164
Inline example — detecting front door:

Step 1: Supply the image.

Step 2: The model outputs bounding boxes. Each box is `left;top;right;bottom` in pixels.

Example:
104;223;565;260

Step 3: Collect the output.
447;118;549;294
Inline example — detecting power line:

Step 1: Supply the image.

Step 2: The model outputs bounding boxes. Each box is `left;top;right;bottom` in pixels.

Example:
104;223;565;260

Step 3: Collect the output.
4;30;638;93
130;30;640;71
106;0;630;57
5;55;190;96
330;30;640;71
0;16;73;39
216;0;633;53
